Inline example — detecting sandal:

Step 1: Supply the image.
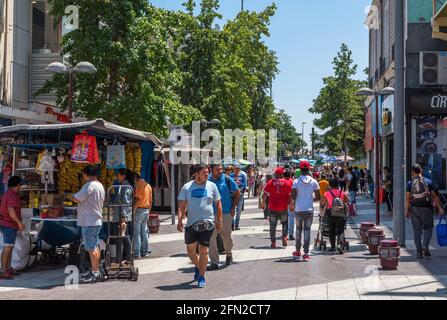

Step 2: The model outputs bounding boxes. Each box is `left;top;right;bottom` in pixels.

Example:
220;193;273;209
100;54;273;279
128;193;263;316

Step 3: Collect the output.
0;272;14;280
7;268;20;275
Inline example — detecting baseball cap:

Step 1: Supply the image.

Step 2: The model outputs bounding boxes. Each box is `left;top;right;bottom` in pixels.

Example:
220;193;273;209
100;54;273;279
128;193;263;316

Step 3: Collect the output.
299;161;311;170
295;169;301;178
274;166;285;175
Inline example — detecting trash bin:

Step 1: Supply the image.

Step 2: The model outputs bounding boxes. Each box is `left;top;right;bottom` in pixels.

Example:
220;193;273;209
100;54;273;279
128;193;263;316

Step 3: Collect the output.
148;214;160;233
360;222;375;243
367;228;385;255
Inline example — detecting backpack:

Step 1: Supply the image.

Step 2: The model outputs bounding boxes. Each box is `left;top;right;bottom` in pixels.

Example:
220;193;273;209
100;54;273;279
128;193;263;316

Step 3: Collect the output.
225;175;234;199
410;177;432;207
329;190;347;218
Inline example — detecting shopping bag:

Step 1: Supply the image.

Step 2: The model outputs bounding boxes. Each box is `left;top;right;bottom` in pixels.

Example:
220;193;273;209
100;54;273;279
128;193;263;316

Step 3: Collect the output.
71;131;100;164
436;216;447;247
106;145;126;169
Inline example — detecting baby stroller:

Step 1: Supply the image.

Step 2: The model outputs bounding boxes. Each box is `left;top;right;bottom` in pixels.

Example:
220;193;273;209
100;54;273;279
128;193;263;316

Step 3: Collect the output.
314;212;350;252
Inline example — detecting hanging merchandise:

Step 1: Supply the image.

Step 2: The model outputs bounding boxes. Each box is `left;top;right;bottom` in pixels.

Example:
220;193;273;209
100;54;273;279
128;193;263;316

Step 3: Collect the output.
106;144;126;169
58;156;86;193
37;150;56;185
71;131;100;164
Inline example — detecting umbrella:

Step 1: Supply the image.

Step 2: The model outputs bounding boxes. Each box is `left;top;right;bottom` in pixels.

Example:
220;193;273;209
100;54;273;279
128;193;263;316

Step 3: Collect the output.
336;155;354;161
324;156;337;163
290;159;300;164
238;159;253;166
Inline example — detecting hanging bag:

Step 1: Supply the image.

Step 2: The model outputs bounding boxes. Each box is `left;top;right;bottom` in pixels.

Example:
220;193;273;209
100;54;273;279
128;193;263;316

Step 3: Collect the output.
106;145;126;169
71;131;100;164
436;216;447;247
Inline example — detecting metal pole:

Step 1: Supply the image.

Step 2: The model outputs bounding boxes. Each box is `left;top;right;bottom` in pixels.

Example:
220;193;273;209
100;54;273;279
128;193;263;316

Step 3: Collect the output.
241;0;244;11
301;123;305;157
375;97;381;226
311;127;315;160
393;0;406;245
68;71;73;122
170;126;176;225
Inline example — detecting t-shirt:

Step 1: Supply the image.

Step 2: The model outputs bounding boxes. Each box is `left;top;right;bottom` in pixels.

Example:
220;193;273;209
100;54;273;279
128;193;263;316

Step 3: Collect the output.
324;189;346;209
178;180;221;228
347;173;358;192
263;179;292;211
74;180;105;227
209;174;238;215
384;174;393;192
230;172;247;191
134;179;152;209
292;175;320;212
319;180;329;198
0;189;21;230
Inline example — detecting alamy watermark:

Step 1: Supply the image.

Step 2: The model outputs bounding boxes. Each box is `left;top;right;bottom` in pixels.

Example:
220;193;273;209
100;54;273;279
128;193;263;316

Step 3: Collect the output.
168;121;278;170
364;5;380;30
63;5;79;33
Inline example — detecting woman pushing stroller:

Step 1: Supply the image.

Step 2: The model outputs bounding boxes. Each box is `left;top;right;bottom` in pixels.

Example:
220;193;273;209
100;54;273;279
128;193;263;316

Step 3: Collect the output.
320;178;350;254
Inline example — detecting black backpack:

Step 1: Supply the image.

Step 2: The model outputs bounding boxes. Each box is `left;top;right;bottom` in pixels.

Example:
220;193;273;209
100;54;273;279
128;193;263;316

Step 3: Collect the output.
410;177;432;207
225;175;234;199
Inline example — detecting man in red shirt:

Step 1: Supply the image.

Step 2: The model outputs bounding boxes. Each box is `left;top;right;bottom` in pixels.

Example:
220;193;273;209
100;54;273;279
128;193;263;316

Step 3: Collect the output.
262;167;292;248
0;176;24;280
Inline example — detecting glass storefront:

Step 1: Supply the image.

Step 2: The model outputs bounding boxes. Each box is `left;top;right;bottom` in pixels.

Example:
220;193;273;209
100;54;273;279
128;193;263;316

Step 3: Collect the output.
415;115;447;191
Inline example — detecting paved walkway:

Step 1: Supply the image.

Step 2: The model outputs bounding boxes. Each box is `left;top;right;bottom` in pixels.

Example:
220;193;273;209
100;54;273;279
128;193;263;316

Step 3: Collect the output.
0;195;446;300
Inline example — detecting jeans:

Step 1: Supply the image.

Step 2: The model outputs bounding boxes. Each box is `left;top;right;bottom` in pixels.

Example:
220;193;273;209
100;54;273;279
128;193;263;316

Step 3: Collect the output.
411;206;434;252
288;210;295;236
269;210;288;242
295;211;314;254
368;183;375;200
385;191;393;211
233;194;244;226
133;209;150;257
349;191;357;204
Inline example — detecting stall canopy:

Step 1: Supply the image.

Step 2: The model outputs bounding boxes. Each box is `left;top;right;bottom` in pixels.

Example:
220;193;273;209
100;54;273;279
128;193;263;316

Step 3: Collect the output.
0;119;163;146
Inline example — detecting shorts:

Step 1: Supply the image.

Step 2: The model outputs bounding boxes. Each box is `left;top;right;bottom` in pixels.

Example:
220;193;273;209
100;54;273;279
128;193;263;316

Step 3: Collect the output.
185;228;214;247
81;226;102;251
0;225;18;246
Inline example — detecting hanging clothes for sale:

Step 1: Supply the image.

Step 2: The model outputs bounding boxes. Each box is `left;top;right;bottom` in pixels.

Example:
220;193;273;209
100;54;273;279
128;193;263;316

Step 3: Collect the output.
140;141;154;184
71;131;100;164
151;155;170;189
37;150;56;185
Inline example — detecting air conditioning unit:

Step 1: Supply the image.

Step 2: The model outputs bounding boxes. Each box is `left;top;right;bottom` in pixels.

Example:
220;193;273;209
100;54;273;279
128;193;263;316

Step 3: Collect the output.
420;51;447;85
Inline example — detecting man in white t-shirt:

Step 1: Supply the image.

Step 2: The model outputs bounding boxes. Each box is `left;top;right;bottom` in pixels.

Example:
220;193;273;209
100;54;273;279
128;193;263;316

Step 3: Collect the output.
290;161;320;262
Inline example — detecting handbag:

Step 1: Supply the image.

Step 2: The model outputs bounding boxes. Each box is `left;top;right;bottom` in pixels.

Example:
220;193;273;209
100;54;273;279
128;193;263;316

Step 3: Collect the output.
436;216;447;247
71;131;100;164
106;145;126;169
190;220;214;232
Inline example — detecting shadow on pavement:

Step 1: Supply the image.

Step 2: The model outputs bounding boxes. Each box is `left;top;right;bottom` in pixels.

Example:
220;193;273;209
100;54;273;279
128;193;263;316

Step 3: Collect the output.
156;281;196;291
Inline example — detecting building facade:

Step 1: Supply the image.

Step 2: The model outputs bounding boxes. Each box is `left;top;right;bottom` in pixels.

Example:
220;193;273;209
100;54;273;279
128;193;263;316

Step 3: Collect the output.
0;0;66;125
366;0;447;193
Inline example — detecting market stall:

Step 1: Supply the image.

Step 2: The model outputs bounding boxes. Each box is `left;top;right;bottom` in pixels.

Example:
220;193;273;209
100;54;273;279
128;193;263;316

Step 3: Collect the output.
0;119;162;270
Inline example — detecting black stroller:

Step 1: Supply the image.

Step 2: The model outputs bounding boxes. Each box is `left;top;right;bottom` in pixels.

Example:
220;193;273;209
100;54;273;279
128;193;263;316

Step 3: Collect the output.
314;212;350;252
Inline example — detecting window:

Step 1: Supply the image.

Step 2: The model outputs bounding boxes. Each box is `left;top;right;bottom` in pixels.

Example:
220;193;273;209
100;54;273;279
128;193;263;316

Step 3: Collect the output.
32;0;61;53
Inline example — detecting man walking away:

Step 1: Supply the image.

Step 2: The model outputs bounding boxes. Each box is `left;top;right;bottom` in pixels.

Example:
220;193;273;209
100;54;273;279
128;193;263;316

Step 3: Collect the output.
291;161;320;262
406;164;444;259
262;167;292;248
230;165;247;230
133;173;152;259
177;165;222;288
338;167;347;191
383;167;393;213
347;167;358;206
72;166;105;283
208;164;240;271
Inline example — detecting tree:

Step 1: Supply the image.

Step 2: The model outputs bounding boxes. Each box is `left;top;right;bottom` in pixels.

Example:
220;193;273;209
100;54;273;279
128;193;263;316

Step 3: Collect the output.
269;109;306;157
38;0;202;136
309;43;367;161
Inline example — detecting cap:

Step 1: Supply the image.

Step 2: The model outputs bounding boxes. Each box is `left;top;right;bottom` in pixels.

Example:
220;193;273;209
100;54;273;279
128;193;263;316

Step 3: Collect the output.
295;169;301;178
274;166;285;175
299;161;311;170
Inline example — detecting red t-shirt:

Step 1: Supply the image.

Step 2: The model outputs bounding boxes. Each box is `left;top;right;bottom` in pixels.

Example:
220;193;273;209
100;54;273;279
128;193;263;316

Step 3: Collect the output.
264;179;292;211
0;189;21;230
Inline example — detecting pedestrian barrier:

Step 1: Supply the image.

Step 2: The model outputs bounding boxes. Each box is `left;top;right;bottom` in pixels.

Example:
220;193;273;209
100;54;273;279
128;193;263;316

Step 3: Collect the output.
360;222;375;243
379;240;400;270
367;228;385;255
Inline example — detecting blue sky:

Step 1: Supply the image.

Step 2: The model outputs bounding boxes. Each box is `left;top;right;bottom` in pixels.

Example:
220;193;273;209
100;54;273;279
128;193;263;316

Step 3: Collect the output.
149;0;371;145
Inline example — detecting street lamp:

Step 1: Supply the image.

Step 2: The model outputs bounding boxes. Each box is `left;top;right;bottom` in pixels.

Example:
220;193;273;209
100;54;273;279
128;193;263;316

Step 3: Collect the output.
46;61;97;122
356;86;395;226
301;122;306;156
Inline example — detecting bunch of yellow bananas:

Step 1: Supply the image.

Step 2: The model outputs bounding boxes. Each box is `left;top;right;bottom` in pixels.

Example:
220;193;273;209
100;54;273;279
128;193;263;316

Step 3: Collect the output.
133;146;142;176
99;161;115;188
57;157;85;193
28;191;40;209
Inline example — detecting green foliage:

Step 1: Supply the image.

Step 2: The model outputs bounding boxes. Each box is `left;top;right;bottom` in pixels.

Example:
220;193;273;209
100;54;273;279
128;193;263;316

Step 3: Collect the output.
309;44;367;160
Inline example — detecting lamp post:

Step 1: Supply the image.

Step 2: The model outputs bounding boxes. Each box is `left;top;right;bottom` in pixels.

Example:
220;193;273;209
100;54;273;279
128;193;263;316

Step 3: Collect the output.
301;122;306;157
241;0;244;11
357;87;395;226
46;61;97;122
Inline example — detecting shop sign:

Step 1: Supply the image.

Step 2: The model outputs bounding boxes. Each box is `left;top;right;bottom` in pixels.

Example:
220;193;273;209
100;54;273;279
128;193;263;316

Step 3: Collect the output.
45;107;70;123
407;88;447;115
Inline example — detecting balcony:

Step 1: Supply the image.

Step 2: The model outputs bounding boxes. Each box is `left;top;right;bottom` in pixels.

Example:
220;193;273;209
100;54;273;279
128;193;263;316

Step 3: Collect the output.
31;51;62;105
433;0;447;41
